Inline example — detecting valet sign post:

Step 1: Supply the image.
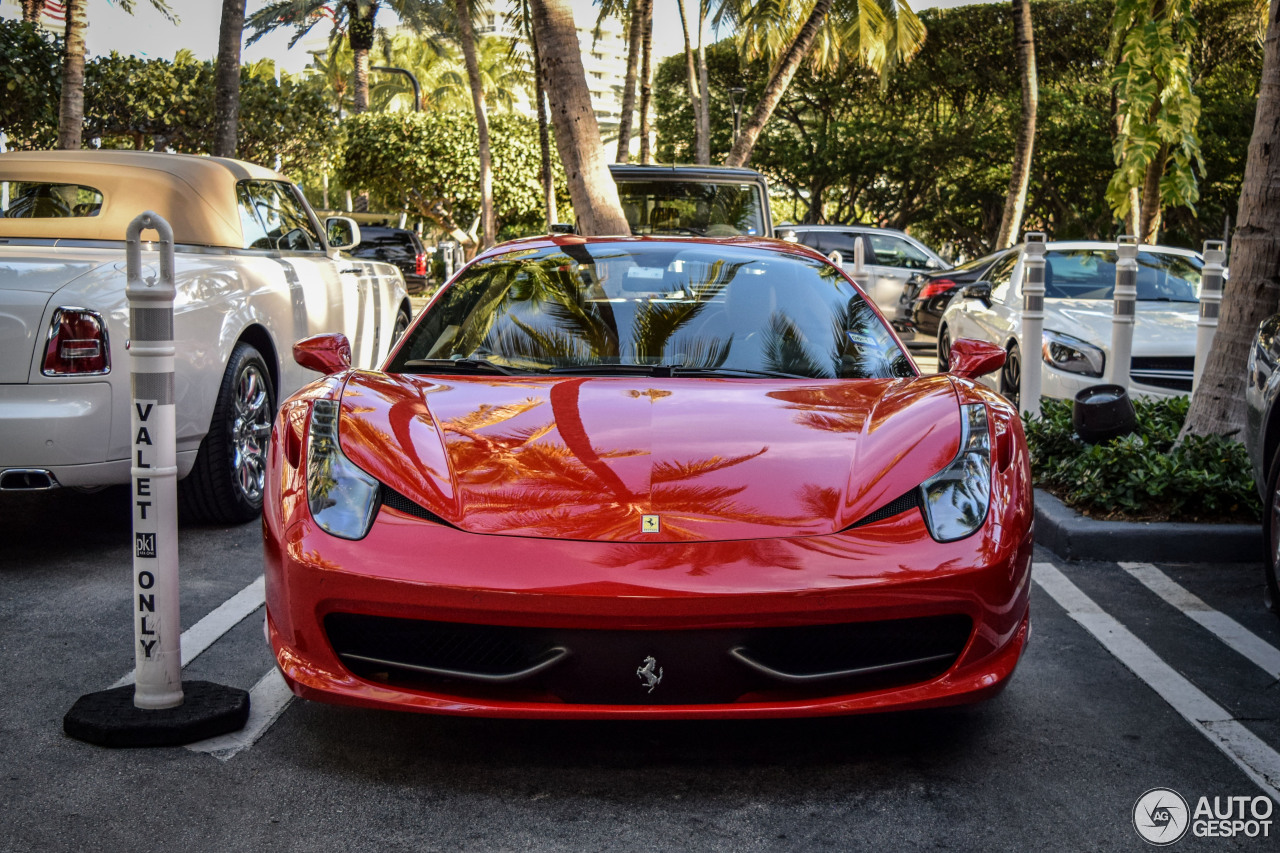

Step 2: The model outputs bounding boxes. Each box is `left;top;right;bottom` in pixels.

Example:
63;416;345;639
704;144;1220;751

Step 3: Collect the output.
63;212;248;748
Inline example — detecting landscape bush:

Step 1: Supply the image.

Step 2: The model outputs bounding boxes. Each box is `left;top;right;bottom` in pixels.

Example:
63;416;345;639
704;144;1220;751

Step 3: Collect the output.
1024;396;1261;522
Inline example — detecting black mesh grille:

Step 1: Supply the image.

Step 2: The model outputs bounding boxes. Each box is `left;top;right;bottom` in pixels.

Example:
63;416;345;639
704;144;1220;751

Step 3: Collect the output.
379;485;453;527
1131;356;1194;372
848;489;921;529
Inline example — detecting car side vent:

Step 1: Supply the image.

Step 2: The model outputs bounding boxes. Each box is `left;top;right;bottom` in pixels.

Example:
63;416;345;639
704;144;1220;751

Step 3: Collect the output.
379;485;457;528
847;489;921;529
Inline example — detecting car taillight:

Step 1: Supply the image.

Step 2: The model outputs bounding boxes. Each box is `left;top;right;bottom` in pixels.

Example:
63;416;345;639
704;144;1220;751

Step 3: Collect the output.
918;279;957;300
42;308;110;376
415;252;426;277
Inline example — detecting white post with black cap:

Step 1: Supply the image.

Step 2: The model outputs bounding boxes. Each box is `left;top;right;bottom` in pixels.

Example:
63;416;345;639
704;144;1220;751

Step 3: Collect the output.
1194;240;1227;392
63;212;249;747
1020;233;1047;418
1108;235;1139;390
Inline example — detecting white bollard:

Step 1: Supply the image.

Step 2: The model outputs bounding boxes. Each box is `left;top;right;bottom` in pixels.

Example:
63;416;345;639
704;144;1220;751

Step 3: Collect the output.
1020;233;1047;418
1193;240;1226;392
1108;236;1139;390
126;212;183;710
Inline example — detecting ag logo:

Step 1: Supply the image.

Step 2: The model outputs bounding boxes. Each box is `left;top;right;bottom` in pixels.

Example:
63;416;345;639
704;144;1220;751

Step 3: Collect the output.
1133;788;1190;846
636;655;663;693
135;532;156;558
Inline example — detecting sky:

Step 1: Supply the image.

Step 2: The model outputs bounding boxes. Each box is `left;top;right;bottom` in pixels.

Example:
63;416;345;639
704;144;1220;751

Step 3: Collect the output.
1;0;984;74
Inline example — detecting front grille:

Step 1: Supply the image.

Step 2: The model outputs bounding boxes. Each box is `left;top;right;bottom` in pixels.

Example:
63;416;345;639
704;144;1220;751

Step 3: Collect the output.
1130;356;1193;392
324;612;973;705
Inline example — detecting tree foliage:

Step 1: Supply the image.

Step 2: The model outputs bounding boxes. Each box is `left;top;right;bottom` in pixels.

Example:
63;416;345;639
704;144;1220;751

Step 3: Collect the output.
0;18;61;148
338;110;566;240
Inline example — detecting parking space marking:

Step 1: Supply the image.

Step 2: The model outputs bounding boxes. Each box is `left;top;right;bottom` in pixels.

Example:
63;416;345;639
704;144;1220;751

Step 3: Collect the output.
1033;561;1280;801
185;667;294;761
112;575;266;688
1120;561;1280;680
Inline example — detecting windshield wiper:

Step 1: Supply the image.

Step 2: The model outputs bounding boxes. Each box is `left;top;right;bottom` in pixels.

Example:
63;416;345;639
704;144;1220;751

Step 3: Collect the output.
671;366;811;379
402;357;524;375
547;363;679;376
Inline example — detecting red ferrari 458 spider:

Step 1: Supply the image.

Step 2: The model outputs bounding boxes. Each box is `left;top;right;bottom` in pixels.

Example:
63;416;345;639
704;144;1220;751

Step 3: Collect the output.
263;236;1033;719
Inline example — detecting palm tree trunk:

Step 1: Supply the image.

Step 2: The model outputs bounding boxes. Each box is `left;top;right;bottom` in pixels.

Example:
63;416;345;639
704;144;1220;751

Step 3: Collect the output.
677;0;706;164
695;3;711;165
1180;0;1280;439
529;20;558;227
57;0;87;150
455;0;495;250
529;0;630;236
213;0;247;159
995;0;1038;248
725;0;833;168
1139;147;1165;242
615;0;643;163
347;0;377;114
638;0;653;164
22;0;46;22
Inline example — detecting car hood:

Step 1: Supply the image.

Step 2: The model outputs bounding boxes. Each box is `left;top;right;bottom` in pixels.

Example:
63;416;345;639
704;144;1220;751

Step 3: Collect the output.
336;371;962;542
1045;299;1199;355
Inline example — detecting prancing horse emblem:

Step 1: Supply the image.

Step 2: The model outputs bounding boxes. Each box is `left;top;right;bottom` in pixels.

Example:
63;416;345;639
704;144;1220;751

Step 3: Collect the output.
636;655;663;692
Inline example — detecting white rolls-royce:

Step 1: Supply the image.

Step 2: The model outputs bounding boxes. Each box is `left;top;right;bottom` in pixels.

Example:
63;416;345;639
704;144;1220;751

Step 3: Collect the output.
0;151;412;523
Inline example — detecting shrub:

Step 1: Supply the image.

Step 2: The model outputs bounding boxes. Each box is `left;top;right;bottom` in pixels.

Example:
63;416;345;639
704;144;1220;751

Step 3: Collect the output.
1024;397;1261;523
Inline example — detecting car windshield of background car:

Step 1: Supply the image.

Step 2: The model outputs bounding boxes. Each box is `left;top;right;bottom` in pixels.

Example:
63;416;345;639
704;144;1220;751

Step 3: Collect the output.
0;181;103;218
388;243;914;379
615;181;765;237
1044;250;1201;302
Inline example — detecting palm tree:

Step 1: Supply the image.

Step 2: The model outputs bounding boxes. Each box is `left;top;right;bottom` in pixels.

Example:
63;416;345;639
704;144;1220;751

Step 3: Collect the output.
57;0;177;150
213;0;247;158
452;0;495;250
596;0;646;163
995;0;1037;248
510;0;558;226
720;0;925;168
21;1;46;22
527;0;630;235
638;0;653;163
676;0;709;164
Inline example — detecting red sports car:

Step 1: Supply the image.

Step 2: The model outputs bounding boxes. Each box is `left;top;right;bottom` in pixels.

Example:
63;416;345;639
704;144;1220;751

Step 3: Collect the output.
263;236;1033;719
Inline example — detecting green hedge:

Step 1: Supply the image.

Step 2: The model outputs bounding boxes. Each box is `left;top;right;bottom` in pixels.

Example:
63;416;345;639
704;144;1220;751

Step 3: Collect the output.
1024;397;1261;523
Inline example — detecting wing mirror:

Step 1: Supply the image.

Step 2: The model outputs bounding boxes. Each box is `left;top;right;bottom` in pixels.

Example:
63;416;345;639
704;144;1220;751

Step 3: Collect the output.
948;338;1006;380
325;216;361;251
294;333;352;375
962;281;993;305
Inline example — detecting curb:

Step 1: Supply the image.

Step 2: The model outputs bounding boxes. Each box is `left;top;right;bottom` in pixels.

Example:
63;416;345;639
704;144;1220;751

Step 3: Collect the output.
1033;488;1263;563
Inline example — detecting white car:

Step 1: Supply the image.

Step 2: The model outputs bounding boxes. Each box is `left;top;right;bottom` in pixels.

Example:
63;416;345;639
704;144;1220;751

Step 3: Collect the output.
780;224;949;318
936;241;1203;405
0;150;412;523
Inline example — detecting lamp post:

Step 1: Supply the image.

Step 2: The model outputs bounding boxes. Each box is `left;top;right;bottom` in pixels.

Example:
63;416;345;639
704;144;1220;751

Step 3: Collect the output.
372;65;422;112
729;86;747;144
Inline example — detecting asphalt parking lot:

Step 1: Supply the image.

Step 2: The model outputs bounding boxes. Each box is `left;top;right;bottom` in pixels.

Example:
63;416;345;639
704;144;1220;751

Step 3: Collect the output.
2;480;1277;852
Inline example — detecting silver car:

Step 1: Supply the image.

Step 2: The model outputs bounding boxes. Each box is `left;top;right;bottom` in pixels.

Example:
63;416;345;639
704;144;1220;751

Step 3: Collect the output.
0;151;412;523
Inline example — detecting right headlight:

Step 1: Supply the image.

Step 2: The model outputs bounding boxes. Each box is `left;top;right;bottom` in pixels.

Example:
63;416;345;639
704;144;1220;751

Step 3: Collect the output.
919;403;992;542
1041;329;1105;377
306;399;380;540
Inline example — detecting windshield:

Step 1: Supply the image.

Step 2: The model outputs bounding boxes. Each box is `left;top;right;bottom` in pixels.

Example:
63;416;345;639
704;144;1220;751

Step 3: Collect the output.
614;181;766;237
389;242;914;380
1045;249;1202;302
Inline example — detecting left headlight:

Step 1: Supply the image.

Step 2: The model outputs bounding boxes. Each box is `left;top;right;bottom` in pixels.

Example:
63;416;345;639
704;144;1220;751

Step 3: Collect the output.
1041;329;1105;377
919;403;991;543
306;399;380;540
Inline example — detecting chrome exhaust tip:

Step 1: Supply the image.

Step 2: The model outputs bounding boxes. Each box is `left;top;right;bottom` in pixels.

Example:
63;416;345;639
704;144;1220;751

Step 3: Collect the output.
0;469;60;491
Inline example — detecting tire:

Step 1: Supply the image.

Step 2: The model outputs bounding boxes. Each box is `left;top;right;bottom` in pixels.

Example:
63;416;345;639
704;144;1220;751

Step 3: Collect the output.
179;342;276;525
391;306;412;346
999;342;1021;410
936;325;952;372
1264;443;1280;618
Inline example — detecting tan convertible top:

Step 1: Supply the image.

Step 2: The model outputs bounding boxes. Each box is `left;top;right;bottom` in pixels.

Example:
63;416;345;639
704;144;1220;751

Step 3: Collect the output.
0;151;288;248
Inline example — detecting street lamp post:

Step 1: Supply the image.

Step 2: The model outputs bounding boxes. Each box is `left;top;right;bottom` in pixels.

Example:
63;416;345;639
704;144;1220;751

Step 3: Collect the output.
372;65;422;113
729;86;747;144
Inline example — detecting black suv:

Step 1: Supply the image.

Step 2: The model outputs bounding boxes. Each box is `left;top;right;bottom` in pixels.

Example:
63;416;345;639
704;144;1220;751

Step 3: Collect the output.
351;226;429;294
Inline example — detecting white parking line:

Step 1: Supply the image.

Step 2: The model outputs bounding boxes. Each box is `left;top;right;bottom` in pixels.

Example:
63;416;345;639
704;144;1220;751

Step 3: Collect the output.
185;668;295;761
1120;562;1280;680
1033;561;1280;802
112;575;266;689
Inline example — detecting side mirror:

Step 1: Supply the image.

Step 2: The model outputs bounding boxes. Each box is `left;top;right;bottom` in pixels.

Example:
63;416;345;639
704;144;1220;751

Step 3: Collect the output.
294;333;352;375
962;281;993;304
550;223;577;235
948;338;1006;380
827;249;843;266
925;258;944;270
778;229;798;243
325;216;361;251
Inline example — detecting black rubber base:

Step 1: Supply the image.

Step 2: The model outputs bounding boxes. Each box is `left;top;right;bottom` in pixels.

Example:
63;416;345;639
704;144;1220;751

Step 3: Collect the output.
63;680;250;748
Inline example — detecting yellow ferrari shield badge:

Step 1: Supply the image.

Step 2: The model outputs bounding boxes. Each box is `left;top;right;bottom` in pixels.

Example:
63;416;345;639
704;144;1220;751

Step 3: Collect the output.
641;514;660;533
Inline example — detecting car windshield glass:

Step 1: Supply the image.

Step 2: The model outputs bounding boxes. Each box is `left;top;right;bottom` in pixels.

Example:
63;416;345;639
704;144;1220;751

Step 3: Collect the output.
0;182;103;218
615;181;766;237
1044;249;1201;302
388;242;914;380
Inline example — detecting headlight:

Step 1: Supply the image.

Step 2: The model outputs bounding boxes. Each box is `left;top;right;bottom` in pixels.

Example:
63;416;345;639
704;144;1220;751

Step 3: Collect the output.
306;399;380;540
1041;329;1105;377
919;403;991;542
